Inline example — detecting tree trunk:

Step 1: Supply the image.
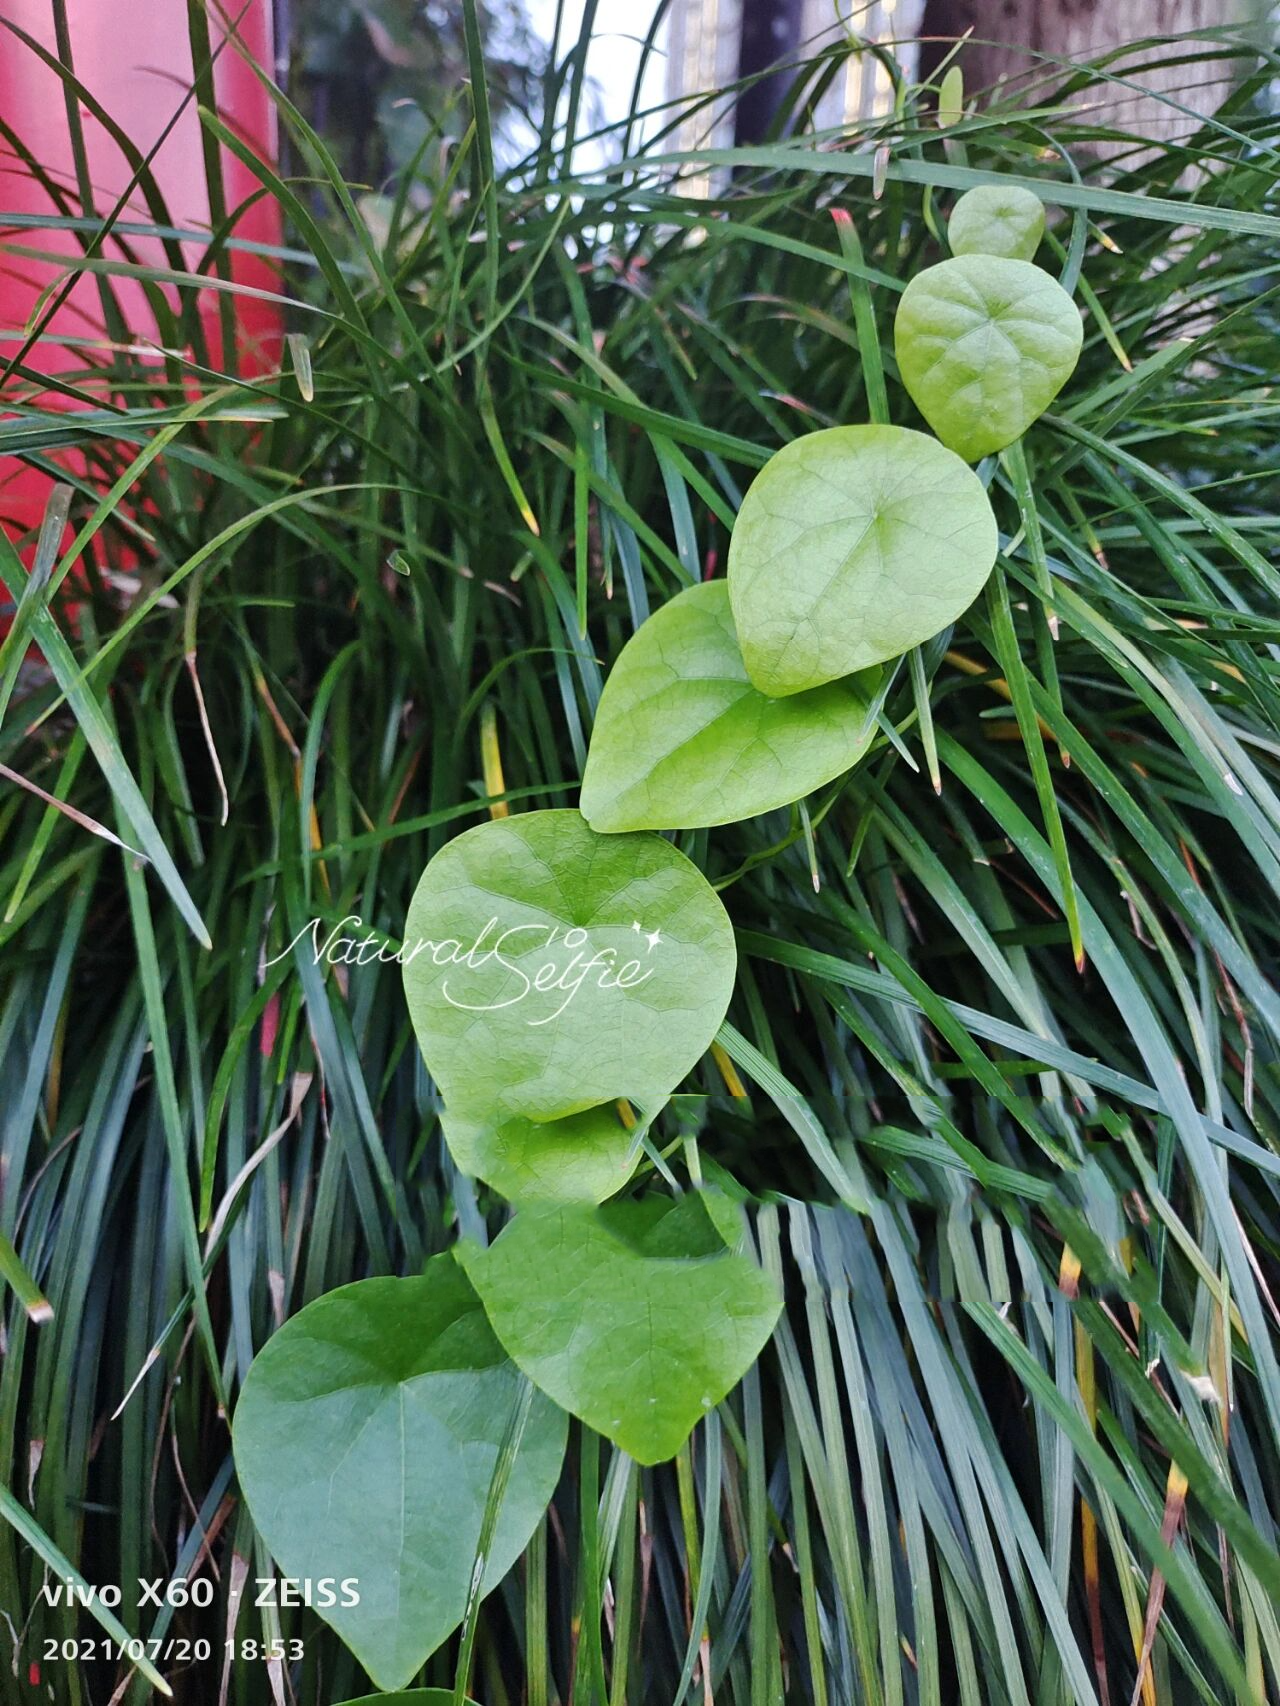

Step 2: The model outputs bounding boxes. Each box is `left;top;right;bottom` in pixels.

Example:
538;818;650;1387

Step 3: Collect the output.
734;0;808;144
919;0;1240;141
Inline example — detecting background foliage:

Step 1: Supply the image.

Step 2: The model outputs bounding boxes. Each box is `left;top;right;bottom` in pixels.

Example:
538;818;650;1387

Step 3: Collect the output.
288;0;538;181
2;11;1280;1706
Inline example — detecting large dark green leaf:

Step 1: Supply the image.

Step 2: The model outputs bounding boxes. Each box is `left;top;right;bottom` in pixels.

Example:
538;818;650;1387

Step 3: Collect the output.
232;1259;567;1689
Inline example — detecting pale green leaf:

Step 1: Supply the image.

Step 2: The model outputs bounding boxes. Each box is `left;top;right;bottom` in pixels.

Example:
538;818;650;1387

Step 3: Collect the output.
727;426;997;696
937;64;964;128
461;1195;782;1464
335;1694;477;1706
948;185;1046;261
402;810;736;1200
441;1101;640;1205
580;581;880;830
894;256;1082;460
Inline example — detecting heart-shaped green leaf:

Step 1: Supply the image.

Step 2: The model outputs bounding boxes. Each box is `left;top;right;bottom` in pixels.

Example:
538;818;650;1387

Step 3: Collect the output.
402;810;736;1200
894;255;1083;461
441;1100;640;1205
726;425;998;697
461;1195;783;1464
948;184;1045;260
232;1259;567;1690
337;1694;478;1706
580;580;880;831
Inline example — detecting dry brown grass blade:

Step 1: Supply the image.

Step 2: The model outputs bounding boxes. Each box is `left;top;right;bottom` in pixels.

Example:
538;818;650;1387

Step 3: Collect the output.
1129;1462;1190;1706
0;758;146;857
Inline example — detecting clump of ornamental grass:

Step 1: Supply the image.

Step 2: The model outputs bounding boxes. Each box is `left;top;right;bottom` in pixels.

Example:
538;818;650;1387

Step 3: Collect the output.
2;10;1280;1705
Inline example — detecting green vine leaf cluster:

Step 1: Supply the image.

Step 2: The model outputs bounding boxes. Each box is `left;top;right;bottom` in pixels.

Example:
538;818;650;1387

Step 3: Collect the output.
233;177;1084;1690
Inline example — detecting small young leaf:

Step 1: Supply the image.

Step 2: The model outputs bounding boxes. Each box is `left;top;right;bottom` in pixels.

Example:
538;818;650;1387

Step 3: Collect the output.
726;426;997;697
948;184;1046;260
402;811;737;1199
937;64;964;128
894;256;1083;461
580;580;880;831
462;1195;782;1464
232;1260;567;1690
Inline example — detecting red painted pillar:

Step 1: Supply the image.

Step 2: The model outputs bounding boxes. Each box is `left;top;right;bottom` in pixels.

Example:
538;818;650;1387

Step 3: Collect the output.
0;0;282;576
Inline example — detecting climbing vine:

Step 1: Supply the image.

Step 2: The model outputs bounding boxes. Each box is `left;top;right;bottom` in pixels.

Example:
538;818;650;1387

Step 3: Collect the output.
231;180;1083;1694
